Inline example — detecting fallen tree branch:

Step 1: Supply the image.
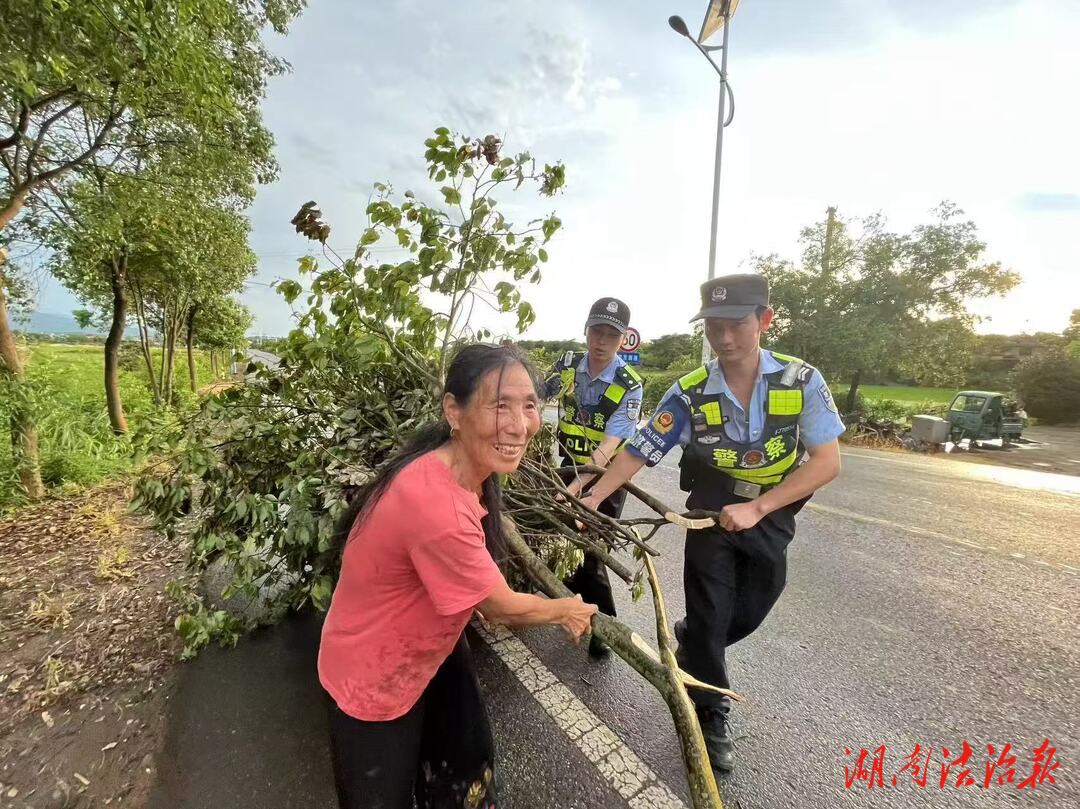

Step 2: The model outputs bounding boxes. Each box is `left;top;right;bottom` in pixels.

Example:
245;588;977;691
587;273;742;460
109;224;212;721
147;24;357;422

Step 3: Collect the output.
503;517;734;809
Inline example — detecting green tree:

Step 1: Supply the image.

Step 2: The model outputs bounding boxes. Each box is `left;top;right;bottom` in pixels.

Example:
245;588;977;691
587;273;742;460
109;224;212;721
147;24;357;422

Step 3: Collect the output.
757;204;1019;410
639;332;699;370
890;317;977;388
0;244;44;498
44;163;256;423
1014;348;1080;424
968;332;1066;389
1065;309;1080;342
1;0;300;484
135;128;565;622
1065;309;1080;361
192;297;253;379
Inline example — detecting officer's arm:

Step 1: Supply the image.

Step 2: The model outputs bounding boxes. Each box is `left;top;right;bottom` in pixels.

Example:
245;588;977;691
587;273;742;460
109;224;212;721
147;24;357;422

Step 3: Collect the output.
580;450;647;505
543;350;577;400
590;435;624;468
590;387;641;468
751;439;840;517
581;386;686;505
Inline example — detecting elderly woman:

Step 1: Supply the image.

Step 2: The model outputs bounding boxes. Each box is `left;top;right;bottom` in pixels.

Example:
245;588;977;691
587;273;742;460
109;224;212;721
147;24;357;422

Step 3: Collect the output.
319;344;597;809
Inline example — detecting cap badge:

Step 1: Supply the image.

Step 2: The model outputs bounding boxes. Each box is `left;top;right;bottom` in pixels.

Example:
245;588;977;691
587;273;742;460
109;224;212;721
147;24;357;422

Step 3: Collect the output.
711;287;727;302
605;300;619;313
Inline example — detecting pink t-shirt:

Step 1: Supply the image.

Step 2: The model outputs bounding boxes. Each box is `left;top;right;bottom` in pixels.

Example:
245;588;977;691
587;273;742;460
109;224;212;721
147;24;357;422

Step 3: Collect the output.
318;452;503;721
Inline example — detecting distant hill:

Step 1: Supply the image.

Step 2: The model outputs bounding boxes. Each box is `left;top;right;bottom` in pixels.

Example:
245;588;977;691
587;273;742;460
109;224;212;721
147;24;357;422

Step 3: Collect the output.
14;311;138;338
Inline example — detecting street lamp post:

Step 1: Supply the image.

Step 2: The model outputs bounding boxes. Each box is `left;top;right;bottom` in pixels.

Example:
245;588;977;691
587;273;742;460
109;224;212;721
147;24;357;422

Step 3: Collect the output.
669;1;739;362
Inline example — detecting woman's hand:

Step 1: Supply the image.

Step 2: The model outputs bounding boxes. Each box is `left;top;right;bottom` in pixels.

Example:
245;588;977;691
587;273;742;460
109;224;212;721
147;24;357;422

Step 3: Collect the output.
558;594;597;643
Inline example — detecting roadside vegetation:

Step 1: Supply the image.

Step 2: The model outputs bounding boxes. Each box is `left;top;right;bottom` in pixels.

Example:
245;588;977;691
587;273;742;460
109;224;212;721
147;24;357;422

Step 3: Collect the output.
0;340;222;509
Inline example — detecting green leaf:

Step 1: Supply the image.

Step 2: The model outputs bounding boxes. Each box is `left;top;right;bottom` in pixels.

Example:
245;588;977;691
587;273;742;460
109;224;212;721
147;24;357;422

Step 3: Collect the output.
441;186;461;205
276;280;302;304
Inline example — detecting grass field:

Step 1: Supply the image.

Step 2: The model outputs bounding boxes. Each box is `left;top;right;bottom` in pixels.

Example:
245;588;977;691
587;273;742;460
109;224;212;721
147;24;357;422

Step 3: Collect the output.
640;365;956;412
1;342;218;506
834;385;955;404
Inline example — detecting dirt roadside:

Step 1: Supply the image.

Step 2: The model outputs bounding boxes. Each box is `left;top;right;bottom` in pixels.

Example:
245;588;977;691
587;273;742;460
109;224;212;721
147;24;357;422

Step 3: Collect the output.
0;483;188;809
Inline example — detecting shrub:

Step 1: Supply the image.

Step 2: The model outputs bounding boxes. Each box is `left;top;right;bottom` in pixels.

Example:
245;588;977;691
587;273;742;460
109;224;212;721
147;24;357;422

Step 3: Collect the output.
641;369;682;414
1014;349;1080;424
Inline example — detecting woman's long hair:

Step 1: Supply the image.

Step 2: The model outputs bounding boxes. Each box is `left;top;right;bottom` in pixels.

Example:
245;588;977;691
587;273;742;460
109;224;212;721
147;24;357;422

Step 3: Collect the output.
330;343;541;565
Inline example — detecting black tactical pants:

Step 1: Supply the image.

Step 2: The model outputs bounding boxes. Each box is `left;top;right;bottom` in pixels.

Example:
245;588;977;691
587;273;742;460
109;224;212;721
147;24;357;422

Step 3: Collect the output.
561;458;624;617
676;485;806;710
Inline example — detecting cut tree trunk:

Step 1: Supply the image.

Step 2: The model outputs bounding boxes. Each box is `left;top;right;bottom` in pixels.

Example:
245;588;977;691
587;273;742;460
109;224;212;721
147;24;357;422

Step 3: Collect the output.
0;252;45;500
104;256;129;434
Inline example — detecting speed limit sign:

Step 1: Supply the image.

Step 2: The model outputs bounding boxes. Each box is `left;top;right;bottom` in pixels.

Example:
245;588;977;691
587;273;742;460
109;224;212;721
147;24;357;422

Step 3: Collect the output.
618;327;641;363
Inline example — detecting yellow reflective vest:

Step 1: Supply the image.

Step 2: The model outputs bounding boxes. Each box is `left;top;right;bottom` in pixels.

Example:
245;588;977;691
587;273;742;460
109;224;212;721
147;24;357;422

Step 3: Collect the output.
556;352;643;464
677;352;809;486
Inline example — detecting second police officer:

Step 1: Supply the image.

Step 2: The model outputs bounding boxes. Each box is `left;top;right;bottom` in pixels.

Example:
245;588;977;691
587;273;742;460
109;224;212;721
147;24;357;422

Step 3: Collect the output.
580;274;844;773
545;297;643;657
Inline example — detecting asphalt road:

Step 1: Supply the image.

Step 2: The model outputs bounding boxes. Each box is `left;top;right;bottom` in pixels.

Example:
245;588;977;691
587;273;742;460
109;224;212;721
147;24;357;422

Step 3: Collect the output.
489;447;1078;809
149;446;1079;809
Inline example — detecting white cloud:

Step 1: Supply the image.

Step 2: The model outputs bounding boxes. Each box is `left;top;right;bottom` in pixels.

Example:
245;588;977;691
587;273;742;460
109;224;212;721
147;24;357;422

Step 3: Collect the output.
68;0;1070;342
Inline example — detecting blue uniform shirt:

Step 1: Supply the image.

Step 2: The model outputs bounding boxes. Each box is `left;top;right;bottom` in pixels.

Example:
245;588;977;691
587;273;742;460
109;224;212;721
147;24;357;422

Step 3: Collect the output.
545;354;642;441
627;350;845;466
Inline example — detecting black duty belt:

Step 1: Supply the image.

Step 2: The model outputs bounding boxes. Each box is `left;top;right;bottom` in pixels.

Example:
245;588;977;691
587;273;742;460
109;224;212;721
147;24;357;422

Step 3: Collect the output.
698;469;776;500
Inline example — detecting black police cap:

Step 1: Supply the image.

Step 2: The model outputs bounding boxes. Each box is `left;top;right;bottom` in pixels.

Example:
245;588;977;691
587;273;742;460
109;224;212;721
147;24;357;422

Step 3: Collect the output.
585;297;630;333
690;274;769;321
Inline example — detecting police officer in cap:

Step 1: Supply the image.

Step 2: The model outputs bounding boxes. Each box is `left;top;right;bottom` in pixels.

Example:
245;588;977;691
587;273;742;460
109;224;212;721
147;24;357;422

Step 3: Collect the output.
545;297;643;656
579;274;843;772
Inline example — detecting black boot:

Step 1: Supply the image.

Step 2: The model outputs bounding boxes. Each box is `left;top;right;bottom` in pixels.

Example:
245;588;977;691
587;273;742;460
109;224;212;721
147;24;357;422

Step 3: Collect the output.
697;705;735;773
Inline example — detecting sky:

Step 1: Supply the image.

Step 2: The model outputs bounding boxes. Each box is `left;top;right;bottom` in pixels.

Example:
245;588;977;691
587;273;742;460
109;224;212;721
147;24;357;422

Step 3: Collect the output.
28;0;1080;341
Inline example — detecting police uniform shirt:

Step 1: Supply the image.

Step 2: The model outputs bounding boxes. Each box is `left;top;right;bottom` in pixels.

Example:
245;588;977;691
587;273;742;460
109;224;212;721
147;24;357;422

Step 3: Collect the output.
626;350;845;466
546;354;642;441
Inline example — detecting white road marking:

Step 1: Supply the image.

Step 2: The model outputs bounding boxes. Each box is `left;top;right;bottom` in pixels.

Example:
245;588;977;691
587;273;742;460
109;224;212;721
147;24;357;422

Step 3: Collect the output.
474;622;687;809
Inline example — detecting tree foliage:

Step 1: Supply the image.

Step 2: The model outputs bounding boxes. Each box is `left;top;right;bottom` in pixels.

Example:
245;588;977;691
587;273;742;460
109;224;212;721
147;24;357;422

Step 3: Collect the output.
1013;348;1080;424
133;129;566;640
639;332;699;370
1;0;301;491
756;204;1019;406
0;0;300;227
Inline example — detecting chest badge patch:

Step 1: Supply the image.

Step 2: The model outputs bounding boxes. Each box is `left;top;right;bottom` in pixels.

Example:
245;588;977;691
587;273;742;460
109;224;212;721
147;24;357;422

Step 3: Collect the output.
741;449;765;468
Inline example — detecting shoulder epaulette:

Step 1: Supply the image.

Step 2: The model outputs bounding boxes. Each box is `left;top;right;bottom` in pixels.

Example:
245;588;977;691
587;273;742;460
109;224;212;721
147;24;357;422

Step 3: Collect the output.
769;352;815;387
615;364;643;390
678;365;709;391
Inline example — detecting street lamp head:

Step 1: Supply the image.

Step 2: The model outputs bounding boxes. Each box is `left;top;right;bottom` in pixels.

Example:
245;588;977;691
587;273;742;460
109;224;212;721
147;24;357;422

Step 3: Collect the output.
668;15;691;37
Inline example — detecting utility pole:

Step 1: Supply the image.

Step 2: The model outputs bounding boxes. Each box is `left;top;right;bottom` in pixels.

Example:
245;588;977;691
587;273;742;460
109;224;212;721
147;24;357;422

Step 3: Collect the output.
668;1;741;363
822;206;837;275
